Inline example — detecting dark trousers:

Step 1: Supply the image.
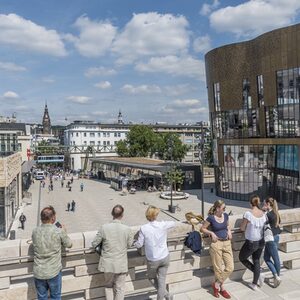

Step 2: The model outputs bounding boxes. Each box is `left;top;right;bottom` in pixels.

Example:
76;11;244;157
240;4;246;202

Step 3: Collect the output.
239;239;265;284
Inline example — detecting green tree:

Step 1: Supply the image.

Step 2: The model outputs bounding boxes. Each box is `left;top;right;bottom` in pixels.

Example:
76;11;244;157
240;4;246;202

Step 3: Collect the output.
116;125;157;157
165;167;184;191
156;133;189;162
115;140;129;157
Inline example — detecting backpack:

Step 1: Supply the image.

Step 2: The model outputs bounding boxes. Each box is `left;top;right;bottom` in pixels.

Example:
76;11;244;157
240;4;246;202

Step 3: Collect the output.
184;231;202;256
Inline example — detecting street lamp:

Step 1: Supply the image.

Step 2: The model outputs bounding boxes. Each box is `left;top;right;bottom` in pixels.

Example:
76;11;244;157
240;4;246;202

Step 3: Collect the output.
167;137;176;213
198;122;205;217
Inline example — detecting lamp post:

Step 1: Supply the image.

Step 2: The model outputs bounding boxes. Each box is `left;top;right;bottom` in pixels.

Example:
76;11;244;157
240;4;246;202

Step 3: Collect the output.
167;137;175;213
198;122;205;217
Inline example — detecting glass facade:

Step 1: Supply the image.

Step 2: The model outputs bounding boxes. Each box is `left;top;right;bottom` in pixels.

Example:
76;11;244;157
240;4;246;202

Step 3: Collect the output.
0;133;17;155
210;66;300;207
211;109;259;139
216;145;300;207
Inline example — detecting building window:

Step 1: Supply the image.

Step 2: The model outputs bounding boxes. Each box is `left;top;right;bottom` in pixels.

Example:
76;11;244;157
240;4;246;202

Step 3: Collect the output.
84;132;87;137
257;75;264;107
118;132;121;137
98;141;101;145
107;141;110;145
76;133;78;137
114;133;117;137
103;132;106;137
103;141;106;146
213;82;221;111
98;132;101;137
107;133;110;137
242;79;251;109
90;132;95;137
84;141;87;145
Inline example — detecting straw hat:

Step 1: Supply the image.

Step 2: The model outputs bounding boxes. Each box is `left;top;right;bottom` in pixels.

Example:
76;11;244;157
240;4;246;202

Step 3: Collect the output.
185;212;204;225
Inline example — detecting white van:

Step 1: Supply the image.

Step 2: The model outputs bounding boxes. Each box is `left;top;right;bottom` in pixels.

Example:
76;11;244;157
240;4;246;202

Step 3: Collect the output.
35;171;45;180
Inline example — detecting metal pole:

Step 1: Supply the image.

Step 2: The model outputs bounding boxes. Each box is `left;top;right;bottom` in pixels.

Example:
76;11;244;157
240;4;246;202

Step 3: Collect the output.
170;163;173;209
200;122;205;217
37;181;42;226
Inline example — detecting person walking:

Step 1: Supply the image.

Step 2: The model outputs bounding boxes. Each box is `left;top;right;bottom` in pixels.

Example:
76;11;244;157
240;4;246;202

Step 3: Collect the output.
67;202;70;212
134;206;176;300
80;182;84;192
201;200;233;298
92;205;133;300
239;195;267;290
32;206;72;300
263;197;282;287
61;181;64;188
19;213;27;230
71;200;75;212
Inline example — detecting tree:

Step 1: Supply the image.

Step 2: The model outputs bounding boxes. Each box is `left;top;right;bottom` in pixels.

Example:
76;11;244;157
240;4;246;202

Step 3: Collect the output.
165;167;184;191
116;125;157;157
115;140;129;157
156;133;189;162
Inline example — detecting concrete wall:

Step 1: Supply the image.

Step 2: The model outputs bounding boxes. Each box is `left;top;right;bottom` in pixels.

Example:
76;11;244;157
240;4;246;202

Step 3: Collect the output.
1;209;300;299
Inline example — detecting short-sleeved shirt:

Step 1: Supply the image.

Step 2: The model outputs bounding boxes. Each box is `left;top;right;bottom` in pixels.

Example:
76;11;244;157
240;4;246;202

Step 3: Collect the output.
206;213;229;240
243;211;267;241
32;224;72;280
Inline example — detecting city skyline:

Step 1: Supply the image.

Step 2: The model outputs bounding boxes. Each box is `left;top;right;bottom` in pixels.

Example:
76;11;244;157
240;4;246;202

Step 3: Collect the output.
1;0;300;124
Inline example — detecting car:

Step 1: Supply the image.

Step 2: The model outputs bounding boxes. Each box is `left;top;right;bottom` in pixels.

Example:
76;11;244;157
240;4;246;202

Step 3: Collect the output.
35;171;45;180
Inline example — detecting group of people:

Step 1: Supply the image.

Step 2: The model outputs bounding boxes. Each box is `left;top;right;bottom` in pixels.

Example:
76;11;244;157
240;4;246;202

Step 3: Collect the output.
31;196;281;300
202;195;281;298
66;200;76;212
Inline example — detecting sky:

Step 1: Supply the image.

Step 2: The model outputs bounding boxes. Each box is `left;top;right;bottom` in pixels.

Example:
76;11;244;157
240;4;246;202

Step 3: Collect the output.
1;0;300;125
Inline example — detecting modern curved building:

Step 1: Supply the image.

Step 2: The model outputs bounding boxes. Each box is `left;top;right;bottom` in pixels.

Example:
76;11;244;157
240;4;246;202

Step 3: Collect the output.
205;23;300;207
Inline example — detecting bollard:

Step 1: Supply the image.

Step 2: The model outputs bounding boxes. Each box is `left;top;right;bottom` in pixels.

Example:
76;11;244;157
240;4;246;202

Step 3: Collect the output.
9;230;16;240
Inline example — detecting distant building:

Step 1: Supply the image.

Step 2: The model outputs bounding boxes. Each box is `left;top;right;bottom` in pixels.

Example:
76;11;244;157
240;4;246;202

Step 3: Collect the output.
42;103;51;134
64;119;210;170
0;114;17;123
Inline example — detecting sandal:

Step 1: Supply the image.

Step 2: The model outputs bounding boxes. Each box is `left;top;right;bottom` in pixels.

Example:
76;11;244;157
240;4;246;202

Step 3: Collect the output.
220;289;231;299
212;283;220;298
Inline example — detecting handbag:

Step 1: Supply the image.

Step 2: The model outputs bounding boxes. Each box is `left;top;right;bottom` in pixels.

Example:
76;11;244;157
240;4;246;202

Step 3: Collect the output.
264;217;274;242
95;241;103;256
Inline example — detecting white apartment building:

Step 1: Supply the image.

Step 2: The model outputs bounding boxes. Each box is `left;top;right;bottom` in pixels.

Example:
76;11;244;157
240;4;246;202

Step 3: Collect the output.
64;120;210;170
64;121;129;170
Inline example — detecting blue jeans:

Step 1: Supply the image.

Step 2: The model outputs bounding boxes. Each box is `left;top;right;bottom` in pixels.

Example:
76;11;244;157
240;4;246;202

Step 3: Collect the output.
264;235;280;276
34;271;62;300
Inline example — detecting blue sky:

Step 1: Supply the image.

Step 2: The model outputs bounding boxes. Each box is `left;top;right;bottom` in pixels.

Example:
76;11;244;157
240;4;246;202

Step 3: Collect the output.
1;0;300;125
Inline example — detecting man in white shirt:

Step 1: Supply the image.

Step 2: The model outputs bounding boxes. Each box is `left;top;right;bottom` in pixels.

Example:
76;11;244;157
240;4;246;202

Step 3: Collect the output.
134;206;175;300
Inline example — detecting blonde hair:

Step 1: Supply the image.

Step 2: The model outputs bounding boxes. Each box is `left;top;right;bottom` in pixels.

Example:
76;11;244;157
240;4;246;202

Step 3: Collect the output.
208;200;225;215
146;206;160;221
265;197;280;227
250;195;260;208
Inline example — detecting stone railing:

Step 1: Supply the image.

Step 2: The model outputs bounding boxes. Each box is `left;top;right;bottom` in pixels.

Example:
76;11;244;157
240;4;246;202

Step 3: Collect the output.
1;209;300;299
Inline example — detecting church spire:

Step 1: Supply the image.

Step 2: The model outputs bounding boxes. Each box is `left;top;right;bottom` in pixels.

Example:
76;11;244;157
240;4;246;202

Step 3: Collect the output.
118;109;123;124
42;102;51;134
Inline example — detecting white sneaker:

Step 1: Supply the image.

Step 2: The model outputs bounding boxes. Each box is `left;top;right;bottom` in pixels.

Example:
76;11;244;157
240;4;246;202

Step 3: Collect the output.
274;275;281;288
258;273;265;287
248;283;259;291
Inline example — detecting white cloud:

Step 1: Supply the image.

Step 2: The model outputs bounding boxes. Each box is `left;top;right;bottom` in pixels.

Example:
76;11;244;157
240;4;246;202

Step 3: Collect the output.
135;55;206;80
3;91;19;99
121;84;161;95
162;98;208;115
67;96;91;104
0;14;67;56
112;12;190;64
200;0;220;16
210;0;300;37
42;77;55;83
164;84;195;97
84;66;117;77
94;81;111;89
193;35;211;53
91;111;109;116
71;15;117;57
0;61;26;72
